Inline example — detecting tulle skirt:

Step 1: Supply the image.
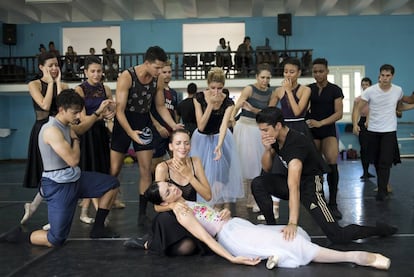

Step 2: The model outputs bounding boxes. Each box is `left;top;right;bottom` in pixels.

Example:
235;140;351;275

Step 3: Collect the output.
217;218;320;268
190;129;244;205
233;116;264;179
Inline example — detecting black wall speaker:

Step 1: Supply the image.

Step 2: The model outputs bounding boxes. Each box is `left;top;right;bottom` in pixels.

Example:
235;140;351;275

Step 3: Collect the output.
278;13;292;36
3;24;17;45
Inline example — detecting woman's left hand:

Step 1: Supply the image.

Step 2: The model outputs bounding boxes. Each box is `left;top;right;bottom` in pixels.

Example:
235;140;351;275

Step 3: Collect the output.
218;208;231;221
213;145;222;161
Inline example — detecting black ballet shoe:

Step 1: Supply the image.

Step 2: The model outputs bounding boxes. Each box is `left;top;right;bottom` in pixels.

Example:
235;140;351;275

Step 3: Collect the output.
376;222;398;237
123;234;150;250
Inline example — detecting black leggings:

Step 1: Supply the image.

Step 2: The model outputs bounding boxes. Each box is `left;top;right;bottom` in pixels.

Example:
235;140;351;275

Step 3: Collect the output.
251;174;382;244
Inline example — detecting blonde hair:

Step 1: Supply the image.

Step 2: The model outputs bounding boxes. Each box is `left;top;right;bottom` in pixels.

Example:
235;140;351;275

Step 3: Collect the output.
207;67;225;85
164;60;172;67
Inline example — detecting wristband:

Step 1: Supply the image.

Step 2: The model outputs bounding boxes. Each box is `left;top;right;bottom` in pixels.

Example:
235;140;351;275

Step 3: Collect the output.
93;111;100;117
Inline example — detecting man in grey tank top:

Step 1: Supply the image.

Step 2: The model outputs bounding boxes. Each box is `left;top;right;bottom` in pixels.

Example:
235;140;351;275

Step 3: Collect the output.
1;90;120;247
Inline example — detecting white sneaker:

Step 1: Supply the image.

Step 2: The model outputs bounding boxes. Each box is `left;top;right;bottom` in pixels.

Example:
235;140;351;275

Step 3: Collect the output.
266;255;279;269
42;223;51;231
257;214;266;221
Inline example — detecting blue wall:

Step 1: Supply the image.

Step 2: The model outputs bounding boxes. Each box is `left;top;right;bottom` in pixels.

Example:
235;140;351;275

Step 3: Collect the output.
1;15;414;159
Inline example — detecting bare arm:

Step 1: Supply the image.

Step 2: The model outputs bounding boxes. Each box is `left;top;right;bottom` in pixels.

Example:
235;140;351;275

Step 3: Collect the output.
260;134;276;172
213;105;234;161
282;158;302;241
284;85;311;117
397;100;414;111
173;206;260;266
194;95;213;132
42;126;80;167
71;86;114;135
230;85;252;121
268;87;281;107
155;78;181;131
352;98;368;135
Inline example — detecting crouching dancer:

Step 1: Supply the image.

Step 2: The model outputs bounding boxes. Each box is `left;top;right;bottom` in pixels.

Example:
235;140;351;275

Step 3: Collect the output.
1;89;120;247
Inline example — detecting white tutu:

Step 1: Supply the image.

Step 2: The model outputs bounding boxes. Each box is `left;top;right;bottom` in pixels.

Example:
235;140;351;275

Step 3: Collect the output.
217;218;320;268
190;129;244;205
233;116;264;179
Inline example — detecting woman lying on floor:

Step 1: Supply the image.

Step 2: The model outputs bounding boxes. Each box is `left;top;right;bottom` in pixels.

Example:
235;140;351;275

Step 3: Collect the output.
143;180;391;270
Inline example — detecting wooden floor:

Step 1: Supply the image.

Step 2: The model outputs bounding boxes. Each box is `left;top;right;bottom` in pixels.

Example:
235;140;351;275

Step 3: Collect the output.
0;159;413;277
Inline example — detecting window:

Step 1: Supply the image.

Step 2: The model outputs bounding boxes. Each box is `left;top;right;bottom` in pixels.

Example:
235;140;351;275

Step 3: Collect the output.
327;65;365;121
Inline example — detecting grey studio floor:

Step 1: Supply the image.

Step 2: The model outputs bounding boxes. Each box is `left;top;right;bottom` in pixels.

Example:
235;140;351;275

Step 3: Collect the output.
0;159;413;277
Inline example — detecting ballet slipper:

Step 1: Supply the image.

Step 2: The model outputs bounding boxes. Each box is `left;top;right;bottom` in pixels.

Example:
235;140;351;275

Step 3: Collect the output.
368;254;390;270
20;203;32;224
252;204;260;213
80;216;95;224
266;255;279;270
273;205;279;220
112;200;126;209
42;223;51;231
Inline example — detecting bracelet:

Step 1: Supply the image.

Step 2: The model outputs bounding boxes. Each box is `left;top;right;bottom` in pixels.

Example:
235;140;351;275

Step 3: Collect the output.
288;222;297;226
93;111;100;117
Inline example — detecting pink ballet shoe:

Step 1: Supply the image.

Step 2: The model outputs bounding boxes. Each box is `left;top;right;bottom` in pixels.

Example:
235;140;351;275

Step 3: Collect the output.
266;255;279;270
368;254;390;270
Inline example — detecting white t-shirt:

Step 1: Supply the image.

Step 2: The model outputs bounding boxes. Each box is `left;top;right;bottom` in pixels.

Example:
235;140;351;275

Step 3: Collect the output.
361;83;403;132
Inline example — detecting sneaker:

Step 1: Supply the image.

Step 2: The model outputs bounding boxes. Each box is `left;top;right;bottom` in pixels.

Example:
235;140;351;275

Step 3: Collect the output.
328;205;343;220
266;255;279;270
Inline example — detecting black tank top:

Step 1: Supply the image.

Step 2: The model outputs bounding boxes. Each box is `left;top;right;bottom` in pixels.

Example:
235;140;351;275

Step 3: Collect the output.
165;158;197;201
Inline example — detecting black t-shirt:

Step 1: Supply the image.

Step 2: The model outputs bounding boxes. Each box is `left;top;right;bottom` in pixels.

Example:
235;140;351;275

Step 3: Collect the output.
177;97;196;125
272;129;329;176
307;82;344;121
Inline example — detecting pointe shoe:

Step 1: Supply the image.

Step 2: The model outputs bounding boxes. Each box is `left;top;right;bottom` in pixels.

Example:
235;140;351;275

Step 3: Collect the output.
266;255;279;270
252;204;260;213
112;200;126;209
80;216;95;224
20;203;32;224
368;254;390;270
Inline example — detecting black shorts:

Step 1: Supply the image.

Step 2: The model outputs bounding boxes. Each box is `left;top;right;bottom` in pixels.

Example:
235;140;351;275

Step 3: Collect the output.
110;111;154;153
310;124;337;140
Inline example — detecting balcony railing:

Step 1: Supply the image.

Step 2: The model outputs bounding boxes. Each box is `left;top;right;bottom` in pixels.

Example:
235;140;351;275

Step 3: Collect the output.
0;49;312;83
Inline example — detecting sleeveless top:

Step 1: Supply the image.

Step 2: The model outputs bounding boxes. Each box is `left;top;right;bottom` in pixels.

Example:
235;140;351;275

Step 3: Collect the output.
239;85;272;118
126;67;157;114
79;81;107;115
165;158;197;201
186;201;226;237
280;85;306;119
32;80;58;120
195;92;234;135
39;116;81;183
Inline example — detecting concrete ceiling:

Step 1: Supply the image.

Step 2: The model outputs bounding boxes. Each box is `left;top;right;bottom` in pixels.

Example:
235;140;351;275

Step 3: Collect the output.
0;0;413;24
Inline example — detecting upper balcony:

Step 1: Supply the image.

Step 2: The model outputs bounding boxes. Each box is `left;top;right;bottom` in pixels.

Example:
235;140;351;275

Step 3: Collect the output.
0;49;312;85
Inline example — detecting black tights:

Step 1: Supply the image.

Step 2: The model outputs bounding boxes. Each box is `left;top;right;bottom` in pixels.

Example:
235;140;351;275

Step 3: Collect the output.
166;238;198;256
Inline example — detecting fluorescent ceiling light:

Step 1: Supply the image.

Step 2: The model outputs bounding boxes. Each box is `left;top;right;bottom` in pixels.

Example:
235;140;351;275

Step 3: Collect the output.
25;0;72;3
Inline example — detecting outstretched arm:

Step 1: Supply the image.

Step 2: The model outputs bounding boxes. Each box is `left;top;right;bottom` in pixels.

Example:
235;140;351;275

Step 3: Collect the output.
173;206;260;266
